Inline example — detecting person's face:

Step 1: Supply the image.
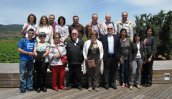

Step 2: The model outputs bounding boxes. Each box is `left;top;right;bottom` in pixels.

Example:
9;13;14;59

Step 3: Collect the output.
59;18;64;25
107;26;113;34
49;16;55;24
92;15;98;22
29;16;35;23
105;15;111;22
54;36;61;43
71;32;78;40
42;17;47;25
147;29;153;36
28;31;34;38
121;30;127;38
90;32;97;40
39;34;46;41
73;17;79;24
122;13;128;21
135;35;140;42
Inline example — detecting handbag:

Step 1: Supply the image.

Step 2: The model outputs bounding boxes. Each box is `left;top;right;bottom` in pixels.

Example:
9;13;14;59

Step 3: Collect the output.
87;59;96;68
56;46;68;65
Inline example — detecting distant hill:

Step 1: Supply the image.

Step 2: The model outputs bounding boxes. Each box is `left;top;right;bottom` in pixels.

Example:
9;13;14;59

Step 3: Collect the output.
0;24;23;34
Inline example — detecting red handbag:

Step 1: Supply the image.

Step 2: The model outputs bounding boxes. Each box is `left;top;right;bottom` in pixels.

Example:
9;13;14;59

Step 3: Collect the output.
61;55;68;65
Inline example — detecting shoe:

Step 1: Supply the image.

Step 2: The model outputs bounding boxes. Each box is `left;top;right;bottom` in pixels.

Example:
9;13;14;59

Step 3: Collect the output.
125;84;128;88
27;89;33;91
104;85;109;90
129;86;133;90
42;87;47;92
60;86;65;90
54;87;58;91
136;84;141;89
122;83;125;88
66;86;72;90
37;88;41;93
88;87;92;91
20;90;26;93
111;85;117;89
95;87;99;91
78;85;82;90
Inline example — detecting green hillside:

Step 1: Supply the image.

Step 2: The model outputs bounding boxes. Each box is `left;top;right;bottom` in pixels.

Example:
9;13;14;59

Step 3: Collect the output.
0;24;23;34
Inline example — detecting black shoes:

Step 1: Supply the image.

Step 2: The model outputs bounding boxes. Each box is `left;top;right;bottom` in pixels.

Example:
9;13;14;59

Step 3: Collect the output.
37;88;41;93
104;85;109;90
66;86;72;90
42;87;47;92
78;85;83;90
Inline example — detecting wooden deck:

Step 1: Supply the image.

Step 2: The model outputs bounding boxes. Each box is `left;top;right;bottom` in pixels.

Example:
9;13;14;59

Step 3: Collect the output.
0;84;172;99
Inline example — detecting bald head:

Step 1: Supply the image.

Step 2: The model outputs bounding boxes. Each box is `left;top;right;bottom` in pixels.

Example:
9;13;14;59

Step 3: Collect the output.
92;13;98;23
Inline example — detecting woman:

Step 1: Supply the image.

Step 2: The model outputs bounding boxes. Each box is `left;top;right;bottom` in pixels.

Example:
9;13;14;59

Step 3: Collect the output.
142;27;157;87
55;16;69;43
21;14;37;38
49;33;67;91
83;30;104;91
129;33;146;90
36;16;53;44
119;28;132;88
34;32;49;92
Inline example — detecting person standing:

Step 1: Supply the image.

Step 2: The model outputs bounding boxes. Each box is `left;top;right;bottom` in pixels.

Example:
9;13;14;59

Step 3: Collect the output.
21;14;37;38
36;16;53;44
142;27;157;87
69;15;84;39
56;16;69;43
85;13;102;39
49;33;67;91
100;24;120;90
83;30;104;91
49;14;58;34
117;12;133;41
129;33;146;90
18;29;35;93
34;32;50;93
66;29;84;90
119;28;132;88
101;14;117;35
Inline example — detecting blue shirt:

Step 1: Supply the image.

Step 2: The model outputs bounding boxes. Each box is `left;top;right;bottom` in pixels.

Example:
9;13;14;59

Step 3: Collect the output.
18;38;35;61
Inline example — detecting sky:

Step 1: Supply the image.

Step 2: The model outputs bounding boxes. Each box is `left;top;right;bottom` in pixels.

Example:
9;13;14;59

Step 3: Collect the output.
0;0;172;25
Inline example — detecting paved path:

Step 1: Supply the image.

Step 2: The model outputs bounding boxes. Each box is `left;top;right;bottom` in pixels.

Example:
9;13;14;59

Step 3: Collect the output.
0;84;172;99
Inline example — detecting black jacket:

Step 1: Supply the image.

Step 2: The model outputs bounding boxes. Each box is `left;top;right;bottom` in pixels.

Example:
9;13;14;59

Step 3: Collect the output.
131;41;146;62
66;38;84;64
100;34;120;61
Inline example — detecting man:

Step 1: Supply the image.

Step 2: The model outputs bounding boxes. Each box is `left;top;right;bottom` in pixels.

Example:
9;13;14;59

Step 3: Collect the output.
49;14;57;34
66;29;84;90
18;29;35;93
100;24;120;90
101;14;117;35
117;12;133;41
69;15;84;39
85;13;102;39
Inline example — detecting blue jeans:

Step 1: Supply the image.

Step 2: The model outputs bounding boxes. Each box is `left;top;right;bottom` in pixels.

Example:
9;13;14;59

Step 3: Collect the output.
19;60;33;91
120;60;129;84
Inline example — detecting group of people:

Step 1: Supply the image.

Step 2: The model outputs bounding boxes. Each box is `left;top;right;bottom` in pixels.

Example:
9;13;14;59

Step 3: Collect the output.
18;12;157;94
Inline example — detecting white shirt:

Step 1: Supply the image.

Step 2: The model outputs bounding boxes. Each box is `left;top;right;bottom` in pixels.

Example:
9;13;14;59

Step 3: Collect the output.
107;35;114;54
22;23;37;38
136;42;141;58
55;25;69;42
36;25;53;43
74;38;79;46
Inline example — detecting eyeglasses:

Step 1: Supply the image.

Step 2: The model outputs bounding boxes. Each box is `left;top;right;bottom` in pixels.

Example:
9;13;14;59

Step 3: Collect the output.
91;34;97;35
54;37;60;39
108;28;113;30
39;35;46;37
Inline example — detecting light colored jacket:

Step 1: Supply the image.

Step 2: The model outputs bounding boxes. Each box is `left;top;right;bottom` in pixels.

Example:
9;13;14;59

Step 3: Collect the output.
49;43;66;66
82;39;104;74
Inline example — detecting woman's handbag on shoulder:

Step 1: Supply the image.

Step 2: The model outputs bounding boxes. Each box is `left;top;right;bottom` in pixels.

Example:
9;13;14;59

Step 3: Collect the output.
87;59;96;68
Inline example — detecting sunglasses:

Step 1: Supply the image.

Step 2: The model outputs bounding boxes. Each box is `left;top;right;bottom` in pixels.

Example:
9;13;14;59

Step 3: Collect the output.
91;34;97;35
108;28;113;30
54;37;60;39
39;35;46;37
